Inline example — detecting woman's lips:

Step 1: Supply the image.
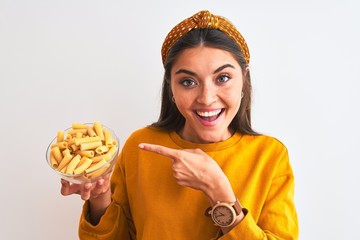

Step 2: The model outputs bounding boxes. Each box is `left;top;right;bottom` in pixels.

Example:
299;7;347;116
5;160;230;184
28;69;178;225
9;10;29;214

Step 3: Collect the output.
195;109;224;123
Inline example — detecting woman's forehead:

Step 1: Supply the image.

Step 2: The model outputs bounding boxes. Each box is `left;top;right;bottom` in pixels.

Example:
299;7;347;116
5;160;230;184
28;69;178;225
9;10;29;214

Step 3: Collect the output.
172;46;241;72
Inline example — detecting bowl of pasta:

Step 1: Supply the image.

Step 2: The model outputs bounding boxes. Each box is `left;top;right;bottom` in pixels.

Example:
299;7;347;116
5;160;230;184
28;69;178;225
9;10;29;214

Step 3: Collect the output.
46;121;119;184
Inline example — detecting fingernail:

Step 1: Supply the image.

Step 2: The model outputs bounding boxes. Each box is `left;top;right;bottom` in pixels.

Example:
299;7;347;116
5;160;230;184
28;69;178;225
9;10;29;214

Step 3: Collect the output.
138;144;144;149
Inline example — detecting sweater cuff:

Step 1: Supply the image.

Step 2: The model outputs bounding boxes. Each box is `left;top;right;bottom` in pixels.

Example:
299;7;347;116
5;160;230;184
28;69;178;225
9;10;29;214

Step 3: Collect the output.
219;208;264;239
79;201;122;238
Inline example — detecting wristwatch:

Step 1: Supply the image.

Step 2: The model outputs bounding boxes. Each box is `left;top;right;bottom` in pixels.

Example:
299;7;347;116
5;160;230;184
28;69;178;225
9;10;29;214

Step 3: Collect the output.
205;198;242;227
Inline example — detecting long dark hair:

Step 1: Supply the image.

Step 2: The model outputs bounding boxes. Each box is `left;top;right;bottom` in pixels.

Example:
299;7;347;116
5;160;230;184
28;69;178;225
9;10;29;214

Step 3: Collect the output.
151;28;258;135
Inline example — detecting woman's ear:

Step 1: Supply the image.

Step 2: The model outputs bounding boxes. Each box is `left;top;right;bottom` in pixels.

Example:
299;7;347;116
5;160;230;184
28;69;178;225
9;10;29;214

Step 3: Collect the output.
245;65;250;75
242;65;250;84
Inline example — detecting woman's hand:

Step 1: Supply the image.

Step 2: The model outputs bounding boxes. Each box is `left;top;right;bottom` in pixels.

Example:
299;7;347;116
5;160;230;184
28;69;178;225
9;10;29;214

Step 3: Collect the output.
60;173;111;201
139;143;244;232
61;173;112;225
139;143;235;204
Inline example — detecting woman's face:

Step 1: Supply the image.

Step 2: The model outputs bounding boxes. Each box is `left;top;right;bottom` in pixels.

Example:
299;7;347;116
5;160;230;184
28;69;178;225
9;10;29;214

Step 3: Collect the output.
170;46;244;143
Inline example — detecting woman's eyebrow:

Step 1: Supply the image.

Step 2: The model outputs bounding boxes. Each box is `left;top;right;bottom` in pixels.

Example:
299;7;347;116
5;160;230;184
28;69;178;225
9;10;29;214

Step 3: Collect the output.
175;69;197;76
175;64;235;76
213;64;235;74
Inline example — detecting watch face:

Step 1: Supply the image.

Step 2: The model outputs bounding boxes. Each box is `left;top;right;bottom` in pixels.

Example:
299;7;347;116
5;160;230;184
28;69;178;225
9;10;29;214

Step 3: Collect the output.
212;205;235;227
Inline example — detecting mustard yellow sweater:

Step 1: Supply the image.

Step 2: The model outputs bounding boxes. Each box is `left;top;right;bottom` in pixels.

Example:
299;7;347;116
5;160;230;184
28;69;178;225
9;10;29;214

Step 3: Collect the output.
79;127;298;239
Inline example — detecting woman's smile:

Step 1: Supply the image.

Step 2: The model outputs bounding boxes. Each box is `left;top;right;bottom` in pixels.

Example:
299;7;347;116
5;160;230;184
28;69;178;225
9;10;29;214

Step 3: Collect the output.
194;108;224;126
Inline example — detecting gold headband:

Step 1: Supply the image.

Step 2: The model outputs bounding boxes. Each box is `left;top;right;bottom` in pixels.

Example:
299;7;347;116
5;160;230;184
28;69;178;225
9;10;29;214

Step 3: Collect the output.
161;10;250;66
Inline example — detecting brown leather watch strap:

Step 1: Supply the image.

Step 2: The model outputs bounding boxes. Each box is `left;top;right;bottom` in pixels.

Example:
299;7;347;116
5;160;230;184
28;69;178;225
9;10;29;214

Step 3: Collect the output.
232;198;242;216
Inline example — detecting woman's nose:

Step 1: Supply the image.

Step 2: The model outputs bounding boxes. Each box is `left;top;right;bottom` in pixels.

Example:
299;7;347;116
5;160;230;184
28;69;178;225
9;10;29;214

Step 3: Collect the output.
197;84;217;105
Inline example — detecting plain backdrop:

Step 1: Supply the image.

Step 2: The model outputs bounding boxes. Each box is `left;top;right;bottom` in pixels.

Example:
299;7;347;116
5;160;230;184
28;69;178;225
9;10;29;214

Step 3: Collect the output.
1;0;359;239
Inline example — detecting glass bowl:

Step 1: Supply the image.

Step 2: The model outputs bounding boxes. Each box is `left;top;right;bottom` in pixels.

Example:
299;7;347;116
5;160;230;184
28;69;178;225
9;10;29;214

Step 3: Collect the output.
46;123;119;184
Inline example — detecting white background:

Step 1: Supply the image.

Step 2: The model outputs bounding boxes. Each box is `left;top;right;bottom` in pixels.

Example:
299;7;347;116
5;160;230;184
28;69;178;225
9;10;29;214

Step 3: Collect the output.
1;0;359;239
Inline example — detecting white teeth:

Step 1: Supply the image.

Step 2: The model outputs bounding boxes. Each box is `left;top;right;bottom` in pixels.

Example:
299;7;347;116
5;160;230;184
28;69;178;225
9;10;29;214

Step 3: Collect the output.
197;109;222;117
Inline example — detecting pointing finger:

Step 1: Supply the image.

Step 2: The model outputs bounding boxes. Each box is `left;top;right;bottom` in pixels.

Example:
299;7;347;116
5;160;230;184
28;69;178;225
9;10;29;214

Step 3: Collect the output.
139;143;180;160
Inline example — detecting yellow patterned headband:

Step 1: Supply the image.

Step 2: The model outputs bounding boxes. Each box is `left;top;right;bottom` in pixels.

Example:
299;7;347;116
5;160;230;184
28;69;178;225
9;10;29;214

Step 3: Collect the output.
161;10;250;66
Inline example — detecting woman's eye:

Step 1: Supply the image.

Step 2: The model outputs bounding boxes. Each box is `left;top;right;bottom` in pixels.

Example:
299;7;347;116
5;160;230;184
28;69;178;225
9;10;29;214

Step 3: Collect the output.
180;79;196;87
218;74;230;83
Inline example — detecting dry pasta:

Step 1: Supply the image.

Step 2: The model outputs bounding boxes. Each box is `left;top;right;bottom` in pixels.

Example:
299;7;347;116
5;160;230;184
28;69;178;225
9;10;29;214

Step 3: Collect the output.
58;153;73;171
75;132;83;139
57;131;64;143
51;141;68;150
93;121;104;140
80;141;102;151
104;129;113;147
95;145;109;154
49;121;118;179
77;156;89;166
85;159;108;174
87;127;97;137
72;122;89;129
108;145;118;157
70;144;79;152
50;152;58;168
65;154;81;174
67;129;87;135
74;157;92;174
51;146;63;163
77;150;95;158
75;136;101;146
65;134;72;141
62;148;70;156
91;153;111;163
87;164;110;178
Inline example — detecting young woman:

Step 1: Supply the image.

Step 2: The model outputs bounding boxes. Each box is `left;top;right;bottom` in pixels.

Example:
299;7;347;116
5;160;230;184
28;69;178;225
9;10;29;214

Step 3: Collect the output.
61;10;299;239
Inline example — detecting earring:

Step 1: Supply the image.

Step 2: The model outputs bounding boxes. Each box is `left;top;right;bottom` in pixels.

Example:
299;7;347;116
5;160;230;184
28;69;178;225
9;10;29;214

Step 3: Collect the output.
172;96;175;103
241;92;244;98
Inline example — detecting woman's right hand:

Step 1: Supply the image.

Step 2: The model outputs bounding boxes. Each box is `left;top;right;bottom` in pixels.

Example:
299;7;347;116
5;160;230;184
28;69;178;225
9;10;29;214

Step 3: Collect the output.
61;174;112;225
60;173;111;201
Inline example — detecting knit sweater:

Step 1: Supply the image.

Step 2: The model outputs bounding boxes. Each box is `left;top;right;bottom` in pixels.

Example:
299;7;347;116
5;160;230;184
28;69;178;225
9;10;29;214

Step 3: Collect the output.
79;126;298;239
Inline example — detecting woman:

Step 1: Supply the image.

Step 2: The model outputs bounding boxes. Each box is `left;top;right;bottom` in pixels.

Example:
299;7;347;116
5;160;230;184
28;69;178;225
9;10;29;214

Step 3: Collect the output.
61;10;299;239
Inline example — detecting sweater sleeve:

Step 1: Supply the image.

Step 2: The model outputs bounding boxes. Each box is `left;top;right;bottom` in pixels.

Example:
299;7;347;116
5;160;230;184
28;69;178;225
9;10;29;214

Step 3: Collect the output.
78;200;131;239
219;148;299;240
78;153;135;239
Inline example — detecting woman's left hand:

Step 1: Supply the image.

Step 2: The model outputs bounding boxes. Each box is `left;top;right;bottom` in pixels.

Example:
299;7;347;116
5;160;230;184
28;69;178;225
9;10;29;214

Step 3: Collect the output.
139;143;234;203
